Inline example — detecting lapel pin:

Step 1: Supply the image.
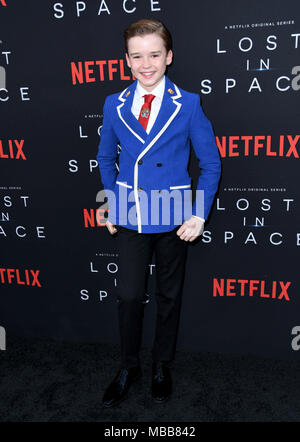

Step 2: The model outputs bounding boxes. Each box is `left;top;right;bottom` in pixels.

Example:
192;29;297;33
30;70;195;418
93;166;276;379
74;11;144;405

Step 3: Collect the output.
168;88;174;94
125;90;131;97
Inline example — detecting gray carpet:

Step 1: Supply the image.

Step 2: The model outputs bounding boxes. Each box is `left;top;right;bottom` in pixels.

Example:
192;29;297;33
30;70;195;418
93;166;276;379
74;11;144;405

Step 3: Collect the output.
0;334;300;422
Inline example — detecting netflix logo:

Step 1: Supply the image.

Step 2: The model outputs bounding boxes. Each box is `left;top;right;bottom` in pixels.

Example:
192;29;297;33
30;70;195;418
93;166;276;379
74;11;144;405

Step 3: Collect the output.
0;268;42;287
213;278;291;301
0;140;26;160
71;59;134;85
216;135;300;158
83;208;106;227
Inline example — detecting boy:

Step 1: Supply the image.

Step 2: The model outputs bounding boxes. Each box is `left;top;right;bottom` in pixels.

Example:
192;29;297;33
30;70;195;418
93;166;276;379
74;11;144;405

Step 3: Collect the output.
96;19;221;407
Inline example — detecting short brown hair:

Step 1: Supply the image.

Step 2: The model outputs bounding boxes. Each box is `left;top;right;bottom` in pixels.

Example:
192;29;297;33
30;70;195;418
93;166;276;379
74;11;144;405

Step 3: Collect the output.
124;19;172;54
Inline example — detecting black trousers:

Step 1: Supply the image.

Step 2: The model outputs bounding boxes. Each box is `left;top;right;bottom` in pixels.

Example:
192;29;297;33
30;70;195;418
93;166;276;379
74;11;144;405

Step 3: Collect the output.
115;225;188;369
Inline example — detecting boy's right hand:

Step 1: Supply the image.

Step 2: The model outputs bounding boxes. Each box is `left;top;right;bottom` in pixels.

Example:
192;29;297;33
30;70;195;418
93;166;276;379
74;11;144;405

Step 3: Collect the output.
106;220;118;235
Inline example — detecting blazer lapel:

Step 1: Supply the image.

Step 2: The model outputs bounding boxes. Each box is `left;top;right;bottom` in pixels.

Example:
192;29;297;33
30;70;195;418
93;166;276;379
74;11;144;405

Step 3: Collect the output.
116;76;182;156
117;81;147;145
140;76;182;156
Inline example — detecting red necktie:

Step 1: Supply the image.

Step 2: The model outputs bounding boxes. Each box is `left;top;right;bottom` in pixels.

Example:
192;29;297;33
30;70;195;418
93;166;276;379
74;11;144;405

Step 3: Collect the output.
138;94;155;131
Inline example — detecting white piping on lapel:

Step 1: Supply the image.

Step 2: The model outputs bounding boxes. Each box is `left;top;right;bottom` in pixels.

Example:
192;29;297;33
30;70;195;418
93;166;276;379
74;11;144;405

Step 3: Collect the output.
116;180;133;189
134;83;182;233
170;184;191;189
117;87;145;144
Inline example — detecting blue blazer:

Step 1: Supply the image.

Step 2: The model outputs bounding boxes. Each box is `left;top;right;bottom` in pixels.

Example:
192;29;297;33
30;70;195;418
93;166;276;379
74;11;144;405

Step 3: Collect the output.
96;75;221;234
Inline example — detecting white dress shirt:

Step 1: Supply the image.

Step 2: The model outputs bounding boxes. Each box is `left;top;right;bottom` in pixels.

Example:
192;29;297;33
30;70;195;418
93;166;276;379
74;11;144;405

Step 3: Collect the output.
131;76;205;224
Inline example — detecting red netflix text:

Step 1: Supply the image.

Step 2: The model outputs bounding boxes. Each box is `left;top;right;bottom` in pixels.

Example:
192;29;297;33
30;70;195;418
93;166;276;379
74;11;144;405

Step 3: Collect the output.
0;140;26;160
71;59;135;85
83;208;107;227
213;278;291;301
0;268;41;287
216;135;300;158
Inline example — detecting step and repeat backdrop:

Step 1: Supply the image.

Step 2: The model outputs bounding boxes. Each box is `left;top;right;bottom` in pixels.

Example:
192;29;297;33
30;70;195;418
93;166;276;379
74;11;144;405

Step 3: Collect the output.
1;0;300;359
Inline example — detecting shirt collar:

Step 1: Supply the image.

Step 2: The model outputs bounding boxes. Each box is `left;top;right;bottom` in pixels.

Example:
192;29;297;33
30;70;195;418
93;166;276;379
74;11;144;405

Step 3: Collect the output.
135;76;165;101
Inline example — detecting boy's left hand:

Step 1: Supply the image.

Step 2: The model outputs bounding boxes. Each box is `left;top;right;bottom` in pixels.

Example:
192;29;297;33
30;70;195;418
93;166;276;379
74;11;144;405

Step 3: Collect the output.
176;216;205;242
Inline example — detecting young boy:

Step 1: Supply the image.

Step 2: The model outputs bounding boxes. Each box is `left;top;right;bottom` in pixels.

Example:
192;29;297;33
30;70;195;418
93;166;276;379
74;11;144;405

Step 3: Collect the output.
97;19;221;407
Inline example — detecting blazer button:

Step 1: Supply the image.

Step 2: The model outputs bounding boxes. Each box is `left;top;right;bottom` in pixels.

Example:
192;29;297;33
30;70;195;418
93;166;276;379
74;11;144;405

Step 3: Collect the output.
138;160;143;165
156;162;162;167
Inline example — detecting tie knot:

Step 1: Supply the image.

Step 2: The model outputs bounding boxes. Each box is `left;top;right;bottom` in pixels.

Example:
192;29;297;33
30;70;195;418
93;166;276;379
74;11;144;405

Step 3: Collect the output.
143;94;155;105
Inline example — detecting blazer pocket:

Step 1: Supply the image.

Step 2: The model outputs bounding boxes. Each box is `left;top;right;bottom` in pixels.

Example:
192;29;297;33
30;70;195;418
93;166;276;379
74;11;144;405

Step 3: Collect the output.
169;184;191;190
116;180;133;189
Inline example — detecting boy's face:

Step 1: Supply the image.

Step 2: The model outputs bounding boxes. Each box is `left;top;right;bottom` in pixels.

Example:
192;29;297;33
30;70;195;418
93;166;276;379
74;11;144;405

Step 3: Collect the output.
126;33;173;92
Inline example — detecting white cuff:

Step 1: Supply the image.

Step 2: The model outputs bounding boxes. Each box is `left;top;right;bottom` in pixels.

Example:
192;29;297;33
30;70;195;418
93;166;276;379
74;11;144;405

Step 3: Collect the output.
192;215;205;223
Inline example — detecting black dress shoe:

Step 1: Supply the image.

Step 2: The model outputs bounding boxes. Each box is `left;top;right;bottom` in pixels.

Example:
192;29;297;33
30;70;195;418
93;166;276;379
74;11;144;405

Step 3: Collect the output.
152;362;172;403
102;366;142;408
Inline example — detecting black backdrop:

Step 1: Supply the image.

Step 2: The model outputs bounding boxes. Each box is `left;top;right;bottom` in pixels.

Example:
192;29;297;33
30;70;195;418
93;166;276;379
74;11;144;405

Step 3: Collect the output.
1;0;300;360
